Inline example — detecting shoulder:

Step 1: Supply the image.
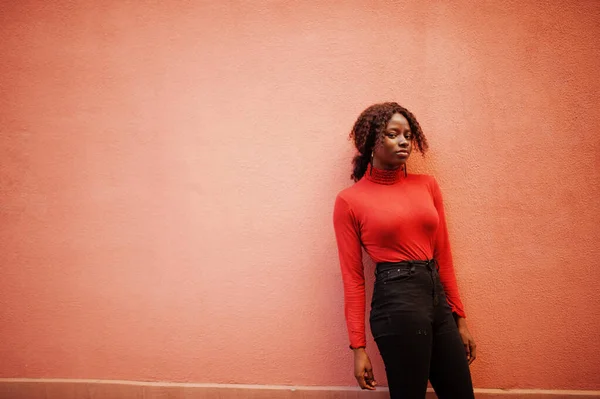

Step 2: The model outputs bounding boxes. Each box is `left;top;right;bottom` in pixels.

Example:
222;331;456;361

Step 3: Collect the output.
407;174;443;199
335;178;367;203
333;185;358;225
333;179;371;220
408;173;438;187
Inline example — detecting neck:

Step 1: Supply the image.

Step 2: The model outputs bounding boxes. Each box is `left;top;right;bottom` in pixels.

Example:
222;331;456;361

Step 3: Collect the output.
364;163;407;185
372;159;401;170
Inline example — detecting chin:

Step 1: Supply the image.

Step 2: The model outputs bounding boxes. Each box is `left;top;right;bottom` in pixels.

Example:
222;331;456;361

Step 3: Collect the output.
391;159;408;167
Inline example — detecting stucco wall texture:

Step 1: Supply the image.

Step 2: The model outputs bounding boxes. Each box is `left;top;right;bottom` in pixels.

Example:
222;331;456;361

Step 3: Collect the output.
1;0;599;391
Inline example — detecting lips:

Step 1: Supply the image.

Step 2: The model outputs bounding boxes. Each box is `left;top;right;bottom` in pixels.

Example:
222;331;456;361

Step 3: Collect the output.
396;150;409;155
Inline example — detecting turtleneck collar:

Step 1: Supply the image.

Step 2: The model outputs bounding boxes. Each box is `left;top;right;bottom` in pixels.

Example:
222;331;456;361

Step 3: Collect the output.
364;163;406;185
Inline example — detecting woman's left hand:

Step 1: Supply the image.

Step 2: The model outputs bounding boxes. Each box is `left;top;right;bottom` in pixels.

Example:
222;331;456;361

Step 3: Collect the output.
456;317;477;364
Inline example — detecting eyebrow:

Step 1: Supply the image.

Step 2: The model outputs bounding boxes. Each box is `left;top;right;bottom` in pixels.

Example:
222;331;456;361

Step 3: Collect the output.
387;127;411;132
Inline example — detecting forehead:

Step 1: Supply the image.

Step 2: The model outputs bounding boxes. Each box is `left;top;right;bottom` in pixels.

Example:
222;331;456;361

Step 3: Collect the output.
386;113;410;130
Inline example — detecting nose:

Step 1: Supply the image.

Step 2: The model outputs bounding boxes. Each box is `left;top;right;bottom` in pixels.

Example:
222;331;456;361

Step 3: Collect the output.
397;135;409;147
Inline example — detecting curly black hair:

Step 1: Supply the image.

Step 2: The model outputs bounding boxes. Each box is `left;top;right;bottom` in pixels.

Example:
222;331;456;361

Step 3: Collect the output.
349;102;428;181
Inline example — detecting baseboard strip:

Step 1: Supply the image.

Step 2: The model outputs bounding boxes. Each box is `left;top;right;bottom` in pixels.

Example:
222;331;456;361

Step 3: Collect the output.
0;378;598;399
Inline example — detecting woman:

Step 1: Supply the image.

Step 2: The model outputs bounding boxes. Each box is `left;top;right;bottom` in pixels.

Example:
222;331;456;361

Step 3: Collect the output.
332;102;476;398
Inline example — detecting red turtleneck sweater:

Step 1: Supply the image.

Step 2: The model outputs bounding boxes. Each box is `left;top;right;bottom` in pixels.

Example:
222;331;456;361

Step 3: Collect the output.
333;164;466;349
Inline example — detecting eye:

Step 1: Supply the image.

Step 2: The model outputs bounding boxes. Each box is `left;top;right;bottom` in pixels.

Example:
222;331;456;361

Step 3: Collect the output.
405;133;413;140
386;133;397;138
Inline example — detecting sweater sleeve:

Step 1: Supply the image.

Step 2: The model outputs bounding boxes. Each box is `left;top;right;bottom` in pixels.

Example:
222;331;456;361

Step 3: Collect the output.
430;178;466;318
332;194;367;348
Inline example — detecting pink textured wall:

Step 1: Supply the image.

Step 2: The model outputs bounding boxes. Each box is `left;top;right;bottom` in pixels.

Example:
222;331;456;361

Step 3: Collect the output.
1;0;599;391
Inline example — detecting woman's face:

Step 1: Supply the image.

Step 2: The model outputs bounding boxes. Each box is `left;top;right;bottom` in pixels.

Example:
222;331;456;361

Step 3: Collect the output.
373;113;413;169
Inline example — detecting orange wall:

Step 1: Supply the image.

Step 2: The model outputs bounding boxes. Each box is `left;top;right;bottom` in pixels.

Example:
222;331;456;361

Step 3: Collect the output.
1;0;599;391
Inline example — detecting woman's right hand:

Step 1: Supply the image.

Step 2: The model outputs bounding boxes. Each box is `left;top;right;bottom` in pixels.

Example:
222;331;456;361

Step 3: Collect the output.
353;348;377;390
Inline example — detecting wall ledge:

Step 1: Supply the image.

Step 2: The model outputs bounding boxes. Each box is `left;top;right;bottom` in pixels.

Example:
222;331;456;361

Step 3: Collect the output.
0;378;599;399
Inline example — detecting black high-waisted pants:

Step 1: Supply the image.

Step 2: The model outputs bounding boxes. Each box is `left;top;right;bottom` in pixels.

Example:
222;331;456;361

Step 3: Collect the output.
369;259;475;399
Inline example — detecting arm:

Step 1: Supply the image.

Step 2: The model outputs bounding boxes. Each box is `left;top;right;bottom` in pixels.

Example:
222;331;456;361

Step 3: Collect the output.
430;177;466;319
333;194;378;389
332;194;367;349
431;177;477;364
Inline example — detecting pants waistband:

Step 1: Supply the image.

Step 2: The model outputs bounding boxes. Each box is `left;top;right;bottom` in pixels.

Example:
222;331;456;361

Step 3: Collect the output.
375;258;439;275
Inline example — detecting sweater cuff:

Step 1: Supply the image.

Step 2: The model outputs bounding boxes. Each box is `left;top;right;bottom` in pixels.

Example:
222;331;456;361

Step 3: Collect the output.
452;307;466;318
349;344;366;350
349;335;367;350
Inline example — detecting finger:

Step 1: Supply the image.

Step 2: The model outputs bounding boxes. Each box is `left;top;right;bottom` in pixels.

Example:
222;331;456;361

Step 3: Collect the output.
355;375;368;390
365;369;377;386
470;342;477;364
356;374;375;390
464;343;471;361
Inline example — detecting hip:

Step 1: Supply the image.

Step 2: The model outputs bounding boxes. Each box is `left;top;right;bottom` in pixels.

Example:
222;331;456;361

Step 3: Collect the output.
369;259;454;337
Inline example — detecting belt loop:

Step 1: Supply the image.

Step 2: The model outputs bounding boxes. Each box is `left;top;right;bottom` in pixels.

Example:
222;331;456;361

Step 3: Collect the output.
426;258;433;271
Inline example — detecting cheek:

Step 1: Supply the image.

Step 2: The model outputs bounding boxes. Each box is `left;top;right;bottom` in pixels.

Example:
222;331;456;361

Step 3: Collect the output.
374;140;391;155
382;138;397;151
